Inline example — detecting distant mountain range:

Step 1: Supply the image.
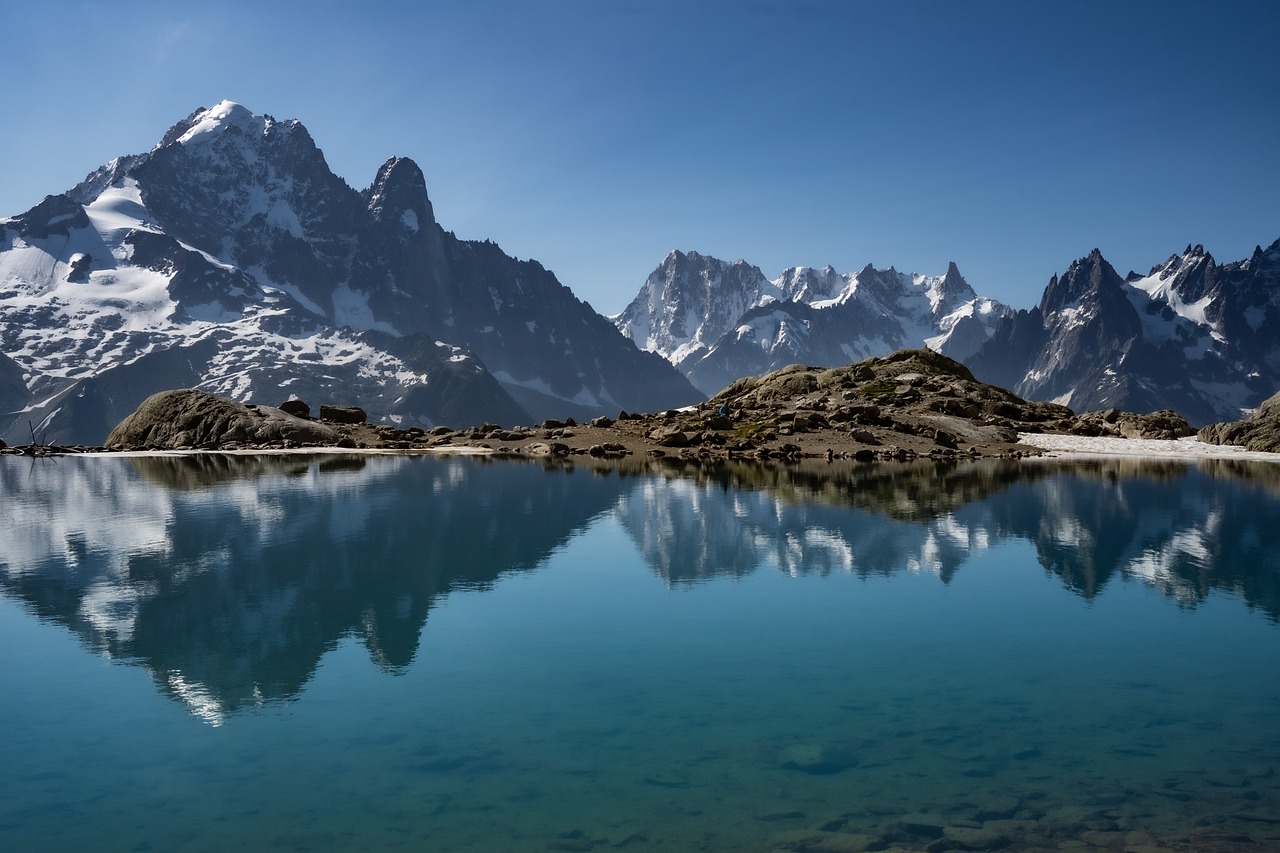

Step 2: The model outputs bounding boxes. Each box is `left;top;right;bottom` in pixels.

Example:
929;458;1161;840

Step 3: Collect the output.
0;101;699;445
613;250;1009;397
968;241;1280;426
615;239;1280;426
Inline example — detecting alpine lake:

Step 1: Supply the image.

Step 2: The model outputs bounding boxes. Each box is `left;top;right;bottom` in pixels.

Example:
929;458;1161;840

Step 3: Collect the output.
1;451;1278;853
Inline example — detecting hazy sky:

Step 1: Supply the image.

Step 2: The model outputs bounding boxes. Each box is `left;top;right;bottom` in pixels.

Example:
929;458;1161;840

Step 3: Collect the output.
2;0;1276;312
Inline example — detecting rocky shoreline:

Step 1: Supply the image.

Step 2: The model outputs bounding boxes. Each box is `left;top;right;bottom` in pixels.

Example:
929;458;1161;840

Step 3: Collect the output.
5;350;1266;463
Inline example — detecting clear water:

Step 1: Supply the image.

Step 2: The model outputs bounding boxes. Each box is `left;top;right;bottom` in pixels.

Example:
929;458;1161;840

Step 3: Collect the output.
1;453;1278;852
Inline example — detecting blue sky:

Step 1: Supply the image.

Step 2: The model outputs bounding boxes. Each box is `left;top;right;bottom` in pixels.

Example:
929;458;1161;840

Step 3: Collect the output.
3;0;1276;312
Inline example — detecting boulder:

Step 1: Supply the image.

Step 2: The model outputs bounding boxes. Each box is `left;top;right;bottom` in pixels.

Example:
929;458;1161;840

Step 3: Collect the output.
106;389;340;450
653;427;691;447
279;399;311;418
318;404;367;424
523;441;569;457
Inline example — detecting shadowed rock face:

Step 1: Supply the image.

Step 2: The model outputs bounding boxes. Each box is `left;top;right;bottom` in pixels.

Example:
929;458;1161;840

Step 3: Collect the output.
1199;389;1280;452
106;389;338;450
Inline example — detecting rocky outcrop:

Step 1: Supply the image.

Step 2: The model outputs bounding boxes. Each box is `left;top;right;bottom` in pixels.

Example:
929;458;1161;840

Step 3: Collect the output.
106;389;339;450
409;349;1221;463
1198;390;1280;452
694;348;1076;458
1070;408;1195;440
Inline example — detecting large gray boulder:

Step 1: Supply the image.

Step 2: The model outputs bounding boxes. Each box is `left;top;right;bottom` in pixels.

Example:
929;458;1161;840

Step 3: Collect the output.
106;389;339;450
1198;390;1280;453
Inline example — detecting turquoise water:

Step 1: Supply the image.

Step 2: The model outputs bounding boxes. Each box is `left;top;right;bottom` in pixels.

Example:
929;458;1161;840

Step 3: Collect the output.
1;454;1278;852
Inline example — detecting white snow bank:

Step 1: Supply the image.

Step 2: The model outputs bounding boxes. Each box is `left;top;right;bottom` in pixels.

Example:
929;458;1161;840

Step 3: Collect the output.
1019;433;1280;463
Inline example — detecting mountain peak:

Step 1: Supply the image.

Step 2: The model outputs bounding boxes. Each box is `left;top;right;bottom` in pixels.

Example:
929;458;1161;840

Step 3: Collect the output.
366;156;435;232
174;101;264;147
940;261;969;293
1040;248;1128;317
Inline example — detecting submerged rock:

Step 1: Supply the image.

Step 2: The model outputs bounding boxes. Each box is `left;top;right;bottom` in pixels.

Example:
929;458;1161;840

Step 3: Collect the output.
106;389;339;450
778;742;860;775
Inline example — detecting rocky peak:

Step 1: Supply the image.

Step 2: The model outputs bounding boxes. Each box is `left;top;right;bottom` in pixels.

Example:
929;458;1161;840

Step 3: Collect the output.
155;106;209;148
1160;244;1218;303
939;261;970;296
365;156;437;234
172;100;265;147
614;249;773;356
775;264;845;302
6;193;90;239
1245;236;1280;269
1040;249;1126;316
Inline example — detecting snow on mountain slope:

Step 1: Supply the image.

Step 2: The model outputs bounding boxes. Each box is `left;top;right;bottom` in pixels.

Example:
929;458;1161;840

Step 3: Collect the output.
0;179;498;443
967;240;1280;425
612;250;779;370
1;101;700;442
616;252;1010;396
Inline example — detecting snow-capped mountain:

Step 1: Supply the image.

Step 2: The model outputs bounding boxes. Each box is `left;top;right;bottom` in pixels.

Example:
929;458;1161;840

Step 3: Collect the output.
0;101;699;444
967;240;1280;426
614;250;1009;396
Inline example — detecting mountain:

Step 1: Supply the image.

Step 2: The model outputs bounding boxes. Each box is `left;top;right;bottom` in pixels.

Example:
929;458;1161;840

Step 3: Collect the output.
0;101;700;445
614;250;1010;396
621;238;1280;426
967;240;1280;426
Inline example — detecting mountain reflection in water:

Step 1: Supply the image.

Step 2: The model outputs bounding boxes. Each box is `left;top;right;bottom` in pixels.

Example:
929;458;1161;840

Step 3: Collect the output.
1;452;1277;722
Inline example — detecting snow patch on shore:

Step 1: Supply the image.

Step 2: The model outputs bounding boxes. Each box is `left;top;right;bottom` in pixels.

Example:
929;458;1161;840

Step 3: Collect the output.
1019;433;1280;462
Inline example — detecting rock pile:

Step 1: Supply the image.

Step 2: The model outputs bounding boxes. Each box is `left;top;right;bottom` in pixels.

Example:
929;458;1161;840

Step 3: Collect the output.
1069;408;1195;440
